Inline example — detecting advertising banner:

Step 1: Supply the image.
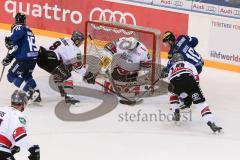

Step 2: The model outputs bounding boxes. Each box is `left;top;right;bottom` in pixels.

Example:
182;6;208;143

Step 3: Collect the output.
152;0;192;10
0;0;188;36
209;19;240;66
0;0;188;53
189;14;240;72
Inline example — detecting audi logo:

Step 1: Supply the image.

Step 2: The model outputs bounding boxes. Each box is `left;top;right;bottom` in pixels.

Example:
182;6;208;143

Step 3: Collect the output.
174;1;183;7
234;10;240;16
206;6;217;12
89;7;137;25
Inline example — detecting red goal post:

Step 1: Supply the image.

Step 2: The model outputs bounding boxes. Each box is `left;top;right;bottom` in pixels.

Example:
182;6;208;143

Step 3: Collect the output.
84;20;161;88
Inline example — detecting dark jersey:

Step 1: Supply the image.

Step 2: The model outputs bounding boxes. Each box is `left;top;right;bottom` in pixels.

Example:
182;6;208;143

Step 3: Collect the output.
9;25;38;61
167;35;204;72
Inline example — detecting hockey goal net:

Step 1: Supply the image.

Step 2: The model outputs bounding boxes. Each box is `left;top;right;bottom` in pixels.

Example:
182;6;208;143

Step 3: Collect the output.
84;20;161;96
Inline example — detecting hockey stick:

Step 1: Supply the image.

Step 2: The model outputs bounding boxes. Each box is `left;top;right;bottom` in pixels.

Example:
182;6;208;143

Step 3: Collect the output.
0;50;10;82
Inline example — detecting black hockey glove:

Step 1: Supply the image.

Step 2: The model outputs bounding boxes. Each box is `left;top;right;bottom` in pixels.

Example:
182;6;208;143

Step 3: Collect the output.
2;54;14;66
84;72;96;84
28;145;40;160
5;37;14;50
160;67;168;78
52;64;71;83
168;83;174;93
11;146;20;155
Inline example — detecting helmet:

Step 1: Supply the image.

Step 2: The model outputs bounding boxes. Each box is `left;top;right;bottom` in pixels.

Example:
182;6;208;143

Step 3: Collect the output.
162;31;176;43
126;37;138;50
171;53;184;63
15;12;26;25
11;90;28;107
71;31;85;46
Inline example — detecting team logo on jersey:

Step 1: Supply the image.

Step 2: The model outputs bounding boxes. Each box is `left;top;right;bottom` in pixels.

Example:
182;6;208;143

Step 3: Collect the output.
192;93;200;101
19;117;26;125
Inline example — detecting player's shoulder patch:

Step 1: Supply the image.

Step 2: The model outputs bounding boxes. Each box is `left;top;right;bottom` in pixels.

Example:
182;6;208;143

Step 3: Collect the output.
19;117;26;125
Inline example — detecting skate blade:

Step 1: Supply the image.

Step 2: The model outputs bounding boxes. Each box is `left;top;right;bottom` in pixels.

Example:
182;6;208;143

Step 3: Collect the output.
213;129;224;135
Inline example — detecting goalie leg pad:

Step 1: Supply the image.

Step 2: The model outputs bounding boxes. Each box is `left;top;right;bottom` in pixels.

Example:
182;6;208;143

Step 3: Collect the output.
111;68;138;82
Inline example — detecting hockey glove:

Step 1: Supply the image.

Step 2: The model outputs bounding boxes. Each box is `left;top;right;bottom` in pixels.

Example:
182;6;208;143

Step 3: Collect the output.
160;67;168;78
2;54;14;66
11;146;20;155
5;37;14;50
28;145;40;160
84;72;96;84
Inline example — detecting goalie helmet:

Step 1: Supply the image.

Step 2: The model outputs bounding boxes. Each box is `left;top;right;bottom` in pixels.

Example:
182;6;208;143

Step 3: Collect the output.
171;53;184;63
71;31;85;47
162;31;176;43
15;12;26;25
126;37;138;50
11;90;28;111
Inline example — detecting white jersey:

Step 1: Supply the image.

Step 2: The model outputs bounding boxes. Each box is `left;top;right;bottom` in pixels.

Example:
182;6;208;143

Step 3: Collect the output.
168;61;198;81
0;107;32;153
48;38;86;76
48;38;81;65
114;38;151;74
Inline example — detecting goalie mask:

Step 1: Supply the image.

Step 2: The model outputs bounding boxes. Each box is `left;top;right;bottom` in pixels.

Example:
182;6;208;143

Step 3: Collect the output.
71;31;85;47
126;37;138;50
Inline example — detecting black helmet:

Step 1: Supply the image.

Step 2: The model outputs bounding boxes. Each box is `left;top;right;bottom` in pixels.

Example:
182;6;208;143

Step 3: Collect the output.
71;31;85;45
11;90;28;106
162;31;176;43
171;53;184;63
15;12;26;25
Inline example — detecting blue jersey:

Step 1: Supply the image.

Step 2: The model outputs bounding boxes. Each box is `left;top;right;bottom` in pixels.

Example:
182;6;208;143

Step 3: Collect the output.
9;25;38;61
167;35;204;73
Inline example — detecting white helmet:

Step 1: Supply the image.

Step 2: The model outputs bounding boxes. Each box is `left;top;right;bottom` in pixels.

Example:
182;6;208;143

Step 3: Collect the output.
126;37;138;50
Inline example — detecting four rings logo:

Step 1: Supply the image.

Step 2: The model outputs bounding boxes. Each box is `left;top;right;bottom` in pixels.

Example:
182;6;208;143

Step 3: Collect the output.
89;7;137;25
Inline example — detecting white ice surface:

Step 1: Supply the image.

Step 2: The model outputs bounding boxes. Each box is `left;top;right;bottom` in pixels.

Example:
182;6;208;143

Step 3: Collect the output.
0;29;240;160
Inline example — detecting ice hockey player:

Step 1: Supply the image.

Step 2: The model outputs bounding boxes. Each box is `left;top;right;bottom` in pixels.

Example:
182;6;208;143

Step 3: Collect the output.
167;53;222;133
0;90;40;160
2;12;41;102
104;37;151;102
37;31;95;104
162;31;204;109
162;31;204;74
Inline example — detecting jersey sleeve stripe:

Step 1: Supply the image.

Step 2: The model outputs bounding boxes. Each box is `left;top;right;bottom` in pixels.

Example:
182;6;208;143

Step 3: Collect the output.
0;134;12;148
15;134;27;142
